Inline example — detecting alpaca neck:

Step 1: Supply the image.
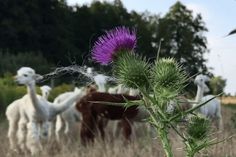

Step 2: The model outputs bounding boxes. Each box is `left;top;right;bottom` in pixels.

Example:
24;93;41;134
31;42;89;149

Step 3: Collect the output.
42;93;48;100
50;91;85;118
195;85;204;103
27;82;44;113
98;84;106;92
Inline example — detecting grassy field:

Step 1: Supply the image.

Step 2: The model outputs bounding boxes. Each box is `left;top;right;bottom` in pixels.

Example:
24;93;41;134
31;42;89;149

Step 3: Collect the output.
0;105;235;157
221;96;236;105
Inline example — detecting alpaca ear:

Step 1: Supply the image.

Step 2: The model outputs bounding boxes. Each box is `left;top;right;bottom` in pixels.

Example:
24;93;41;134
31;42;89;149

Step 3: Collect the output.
34;74;43;81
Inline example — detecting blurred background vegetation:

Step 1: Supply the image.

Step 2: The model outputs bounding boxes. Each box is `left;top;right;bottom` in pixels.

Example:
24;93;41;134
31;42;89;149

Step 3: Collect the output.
0;0;227;116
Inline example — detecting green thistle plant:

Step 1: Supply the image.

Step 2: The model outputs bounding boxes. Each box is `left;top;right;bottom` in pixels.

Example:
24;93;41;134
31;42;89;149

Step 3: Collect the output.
114;52;151;89
152;58;187;95
91;27;225;157
187;115;210;140
184;115;212;157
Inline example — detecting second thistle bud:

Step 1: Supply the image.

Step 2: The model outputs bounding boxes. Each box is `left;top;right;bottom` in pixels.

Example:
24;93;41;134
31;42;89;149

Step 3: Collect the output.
187;115;210;140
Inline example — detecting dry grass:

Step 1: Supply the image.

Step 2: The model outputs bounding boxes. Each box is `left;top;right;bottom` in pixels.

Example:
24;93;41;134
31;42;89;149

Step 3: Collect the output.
221;96;236;105
0;105;236;157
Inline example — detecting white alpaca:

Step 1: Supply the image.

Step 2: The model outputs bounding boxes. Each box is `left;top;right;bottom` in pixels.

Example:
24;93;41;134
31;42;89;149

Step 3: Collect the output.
10;67;86;155
117;84;130;94
39;85;52;140
108;86;119;94
40;85;52;100
129;88;140;96
193;74;223;130
54;87;82;142
108;84;130;94
5;85;51;152
6;99;21;152
86;67;108;92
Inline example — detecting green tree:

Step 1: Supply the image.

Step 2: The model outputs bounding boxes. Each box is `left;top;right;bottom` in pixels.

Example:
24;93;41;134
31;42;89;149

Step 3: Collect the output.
0;52;54;76
209;76;226;95
156;2;209;76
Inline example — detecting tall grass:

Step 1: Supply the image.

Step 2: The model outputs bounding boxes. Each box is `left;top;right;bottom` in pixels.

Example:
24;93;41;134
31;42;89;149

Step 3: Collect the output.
0;106;235;157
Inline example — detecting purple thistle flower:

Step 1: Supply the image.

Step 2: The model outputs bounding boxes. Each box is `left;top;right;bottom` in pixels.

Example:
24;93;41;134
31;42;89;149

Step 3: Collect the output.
91;26;137;65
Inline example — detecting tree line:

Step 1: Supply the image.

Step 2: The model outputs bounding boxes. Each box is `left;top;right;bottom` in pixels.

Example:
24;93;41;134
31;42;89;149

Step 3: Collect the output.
0;0;226;94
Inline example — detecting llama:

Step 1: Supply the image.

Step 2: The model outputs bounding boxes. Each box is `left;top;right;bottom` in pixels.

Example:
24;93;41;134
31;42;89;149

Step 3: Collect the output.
12;67;86;155
75;90;151;144
193;74;223;130
54;87;82;142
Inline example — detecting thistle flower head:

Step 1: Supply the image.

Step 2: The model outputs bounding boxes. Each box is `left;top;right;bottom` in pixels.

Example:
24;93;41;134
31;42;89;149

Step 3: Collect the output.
91;26;137;65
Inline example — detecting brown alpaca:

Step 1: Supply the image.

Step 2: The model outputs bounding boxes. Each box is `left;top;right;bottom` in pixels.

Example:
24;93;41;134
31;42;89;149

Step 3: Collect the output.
76;92;141;144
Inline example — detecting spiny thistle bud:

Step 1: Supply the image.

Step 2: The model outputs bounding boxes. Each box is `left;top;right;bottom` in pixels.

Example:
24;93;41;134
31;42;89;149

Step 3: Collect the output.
152;58;187;95
114;52;150;89
187;115;210;140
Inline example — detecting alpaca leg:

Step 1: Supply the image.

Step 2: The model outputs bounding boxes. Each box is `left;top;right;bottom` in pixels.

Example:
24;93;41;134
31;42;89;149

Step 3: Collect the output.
217;113;223;130
40;121;49;139
48;120;56;140
121;118;132;140
65;118;80;144
147;123;157;138
64;120;70;136
216;106;223;130
80;123;95;145
8;119;19;151
64;119;73;144
80;115;95;145
114;121;122;138
26;122;42;155
97;118;105;140
55;115;65;142
17;117;27;152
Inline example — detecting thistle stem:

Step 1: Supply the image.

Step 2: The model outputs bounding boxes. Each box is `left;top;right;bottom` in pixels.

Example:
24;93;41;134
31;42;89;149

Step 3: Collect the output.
186;151;195;157
185;143;196;157
158;127;173;157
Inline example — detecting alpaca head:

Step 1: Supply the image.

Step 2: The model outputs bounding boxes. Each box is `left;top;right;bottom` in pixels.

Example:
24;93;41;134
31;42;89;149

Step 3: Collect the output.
86;84;97;94
86;67;93;75
40;85;52;99
94;74;107;92
15;67;43;85
194;74;210;93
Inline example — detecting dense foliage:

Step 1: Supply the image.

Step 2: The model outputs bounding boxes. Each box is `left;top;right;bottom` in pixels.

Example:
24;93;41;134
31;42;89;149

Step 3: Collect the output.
0;0;209;76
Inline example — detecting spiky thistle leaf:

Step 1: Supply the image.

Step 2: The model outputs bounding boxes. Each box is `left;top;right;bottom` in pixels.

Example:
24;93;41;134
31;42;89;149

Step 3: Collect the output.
114;52;151;89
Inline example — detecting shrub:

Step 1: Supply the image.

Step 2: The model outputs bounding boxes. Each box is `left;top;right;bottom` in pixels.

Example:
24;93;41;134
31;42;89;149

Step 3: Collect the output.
0;51;54;76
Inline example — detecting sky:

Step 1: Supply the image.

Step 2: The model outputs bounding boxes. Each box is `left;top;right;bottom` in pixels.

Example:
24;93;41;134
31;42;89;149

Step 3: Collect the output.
67;0;236;95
